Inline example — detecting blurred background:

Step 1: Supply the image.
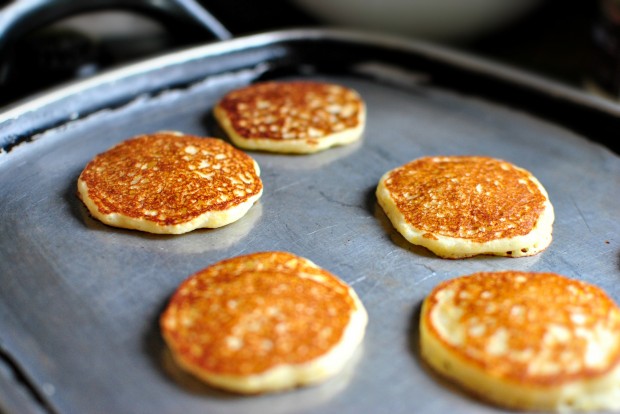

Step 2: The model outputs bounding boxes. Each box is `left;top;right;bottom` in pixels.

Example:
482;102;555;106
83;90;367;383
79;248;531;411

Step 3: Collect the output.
0;0;610;107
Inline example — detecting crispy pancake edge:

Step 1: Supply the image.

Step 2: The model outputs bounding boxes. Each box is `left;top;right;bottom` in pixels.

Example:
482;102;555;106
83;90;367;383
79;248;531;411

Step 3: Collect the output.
160;252;368;393
77;133;263;234
376;157;554;258
213;83;366;154
420;272;620;411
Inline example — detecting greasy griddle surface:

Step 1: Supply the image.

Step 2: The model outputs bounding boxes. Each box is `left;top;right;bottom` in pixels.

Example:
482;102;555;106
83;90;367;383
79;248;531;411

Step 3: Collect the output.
0;69;618;414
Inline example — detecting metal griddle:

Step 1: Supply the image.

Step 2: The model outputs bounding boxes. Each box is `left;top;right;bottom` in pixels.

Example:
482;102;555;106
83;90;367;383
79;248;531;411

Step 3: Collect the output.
1;28;619;414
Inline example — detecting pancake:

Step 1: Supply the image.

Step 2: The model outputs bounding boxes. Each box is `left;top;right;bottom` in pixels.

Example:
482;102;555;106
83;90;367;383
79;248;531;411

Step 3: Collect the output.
420;271;620;411
214;81;365;153
160;251;368;393
77;131;263;234
376;156;554;258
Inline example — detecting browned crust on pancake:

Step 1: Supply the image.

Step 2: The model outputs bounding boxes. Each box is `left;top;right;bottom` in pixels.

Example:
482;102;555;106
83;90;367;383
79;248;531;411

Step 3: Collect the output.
423;271;620;386
216;81;364;141
382;156;548;243
78;132;262;226
160;252;358;377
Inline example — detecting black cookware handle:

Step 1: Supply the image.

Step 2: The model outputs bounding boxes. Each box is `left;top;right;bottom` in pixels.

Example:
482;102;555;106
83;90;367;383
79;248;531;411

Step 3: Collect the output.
0;0;232;60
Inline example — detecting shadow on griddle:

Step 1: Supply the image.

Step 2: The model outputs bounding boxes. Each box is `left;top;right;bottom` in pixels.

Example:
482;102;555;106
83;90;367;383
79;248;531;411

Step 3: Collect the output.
407;301;423;364
65;171;89;218
201;110;226;142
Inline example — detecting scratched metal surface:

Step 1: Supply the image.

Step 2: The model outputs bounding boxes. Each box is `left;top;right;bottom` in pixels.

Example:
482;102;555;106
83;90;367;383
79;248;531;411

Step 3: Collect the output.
0;30;619;414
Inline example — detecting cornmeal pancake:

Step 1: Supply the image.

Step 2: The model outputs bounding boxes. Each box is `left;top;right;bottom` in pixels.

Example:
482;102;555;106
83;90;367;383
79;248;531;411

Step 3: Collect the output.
421;271;620;412
77;132;263;234
160;251;368;393
376;156;554;258
214;81;365;153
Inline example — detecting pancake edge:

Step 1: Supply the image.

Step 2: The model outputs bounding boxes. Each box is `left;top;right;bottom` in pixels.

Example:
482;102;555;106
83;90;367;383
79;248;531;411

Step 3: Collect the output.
375;167;554;259
162;282;368;393
213;103;366;154
420;295;620;411
77;159;262;234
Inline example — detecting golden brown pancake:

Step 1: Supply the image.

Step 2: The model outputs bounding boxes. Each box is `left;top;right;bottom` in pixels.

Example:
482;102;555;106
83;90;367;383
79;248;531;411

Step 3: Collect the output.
214;81;365;153
77;131;263;234
160;251;368;393
420;271;620;411
376;156;554;258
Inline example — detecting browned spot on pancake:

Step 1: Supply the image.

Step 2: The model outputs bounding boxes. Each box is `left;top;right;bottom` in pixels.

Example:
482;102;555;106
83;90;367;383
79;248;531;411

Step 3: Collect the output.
161;252;356;376
383;156;547;243
425;271;620;385
78;132;262;225
217;81;363;141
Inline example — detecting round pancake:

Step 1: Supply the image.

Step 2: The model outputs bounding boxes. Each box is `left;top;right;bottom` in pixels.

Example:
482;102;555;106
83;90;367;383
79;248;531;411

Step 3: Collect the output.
420;271;620;411
376;156;554;258
77;132;263;234
214;81;366;153
160;251;368;393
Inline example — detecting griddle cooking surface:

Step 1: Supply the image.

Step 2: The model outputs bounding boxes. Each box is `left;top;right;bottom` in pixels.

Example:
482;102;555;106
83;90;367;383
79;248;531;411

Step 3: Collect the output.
0;30;618;414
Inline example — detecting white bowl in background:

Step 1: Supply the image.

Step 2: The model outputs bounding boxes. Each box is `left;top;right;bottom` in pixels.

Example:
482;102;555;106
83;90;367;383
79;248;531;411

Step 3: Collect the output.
291;0;544;43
